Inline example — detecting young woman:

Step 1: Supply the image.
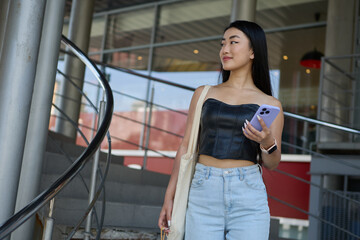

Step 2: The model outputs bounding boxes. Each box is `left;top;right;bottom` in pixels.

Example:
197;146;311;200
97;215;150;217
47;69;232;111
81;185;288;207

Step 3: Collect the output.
158;20;284;240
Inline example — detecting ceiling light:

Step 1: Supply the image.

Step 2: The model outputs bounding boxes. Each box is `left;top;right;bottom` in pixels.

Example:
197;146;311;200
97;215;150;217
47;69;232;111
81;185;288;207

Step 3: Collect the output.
300;49;323;69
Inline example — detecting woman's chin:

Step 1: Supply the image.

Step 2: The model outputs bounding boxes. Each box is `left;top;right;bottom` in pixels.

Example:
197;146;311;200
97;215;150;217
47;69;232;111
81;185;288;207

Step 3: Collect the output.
222;66;235;71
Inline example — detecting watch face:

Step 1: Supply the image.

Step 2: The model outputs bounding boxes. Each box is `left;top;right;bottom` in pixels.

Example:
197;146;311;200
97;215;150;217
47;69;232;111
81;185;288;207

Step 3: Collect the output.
268;145;277;154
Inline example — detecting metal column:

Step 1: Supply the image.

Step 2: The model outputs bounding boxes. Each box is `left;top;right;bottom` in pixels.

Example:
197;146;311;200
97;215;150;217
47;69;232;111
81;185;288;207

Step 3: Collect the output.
55;0;95;140
230;0;257;22
0;0;46;231
10;1;66;239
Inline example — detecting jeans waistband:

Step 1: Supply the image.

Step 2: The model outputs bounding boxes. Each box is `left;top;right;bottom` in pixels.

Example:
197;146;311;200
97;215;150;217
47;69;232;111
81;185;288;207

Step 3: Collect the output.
195;162;262;177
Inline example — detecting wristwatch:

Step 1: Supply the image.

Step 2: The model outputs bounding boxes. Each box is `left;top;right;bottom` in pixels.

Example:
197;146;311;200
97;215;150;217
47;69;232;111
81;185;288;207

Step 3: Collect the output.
260;138;277;154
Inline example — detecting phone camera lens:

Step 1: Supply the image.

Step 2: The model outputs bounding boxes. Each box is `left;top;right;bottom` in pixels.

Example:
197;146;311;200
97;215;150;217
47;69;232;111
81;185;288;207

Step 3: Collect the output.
260;112;264;115
262;108;267;111
265;111;270;114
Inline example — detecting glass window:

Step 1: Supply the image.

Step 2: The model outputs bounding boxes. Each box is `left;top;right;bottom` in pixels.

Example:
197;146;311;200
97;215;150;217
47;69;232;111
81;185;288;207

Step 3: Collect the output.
152;40;222;73
105;8;155;49
103;48;149;70
156;0;231;43
256;0;328;29
89;16;106;53
266;27;326;117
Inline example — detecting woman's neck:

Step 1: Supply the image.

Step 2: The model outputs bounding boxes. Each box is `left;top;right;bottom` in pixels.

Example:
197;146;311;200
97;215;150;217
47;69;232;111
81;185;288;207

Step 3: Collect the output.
226;68;255;90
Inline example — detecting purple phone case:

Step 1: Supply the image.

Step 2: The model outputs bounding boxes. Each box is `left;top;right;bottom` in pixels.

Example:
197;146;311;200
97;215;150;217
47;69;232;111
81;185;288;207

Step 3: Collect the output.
249;104;280;131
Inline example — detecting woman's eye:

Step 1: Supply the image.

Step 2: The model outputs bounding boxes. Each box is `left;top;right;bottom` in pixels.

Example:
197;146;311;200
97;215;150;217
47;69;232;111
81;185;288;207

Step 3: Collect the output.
230;41;238;44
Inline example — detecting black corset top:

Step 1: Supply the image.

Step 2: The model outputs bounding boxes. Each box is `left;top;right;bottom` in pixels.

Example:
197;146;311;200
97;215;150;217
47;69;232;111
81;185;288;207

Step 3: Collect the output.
198;98;260;163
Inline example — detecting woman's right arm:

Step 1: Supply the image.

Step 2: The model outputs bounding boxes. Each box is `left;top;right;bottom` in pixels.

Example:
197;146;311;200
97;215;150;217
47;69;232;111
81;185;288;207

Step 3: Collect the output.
158;85;206;230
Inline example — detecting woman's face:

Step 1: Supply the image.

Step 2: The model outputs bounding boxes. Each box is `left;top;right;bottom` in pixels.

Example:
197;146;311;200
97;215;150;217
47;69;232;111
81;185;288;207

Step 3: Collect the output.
219;27;254;71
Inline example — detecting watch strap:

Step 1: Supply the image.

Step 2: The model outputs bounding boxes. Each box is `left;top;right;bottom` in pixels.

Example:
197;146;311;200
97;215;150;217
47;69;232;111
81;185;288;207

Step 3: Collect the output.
260;138;277;154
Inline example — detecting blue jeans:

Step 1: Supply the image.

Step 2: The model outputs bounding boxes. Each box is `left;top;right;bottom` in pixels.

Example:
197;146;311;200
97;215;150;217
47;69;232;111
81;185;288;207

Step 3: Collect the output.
185;163;270;240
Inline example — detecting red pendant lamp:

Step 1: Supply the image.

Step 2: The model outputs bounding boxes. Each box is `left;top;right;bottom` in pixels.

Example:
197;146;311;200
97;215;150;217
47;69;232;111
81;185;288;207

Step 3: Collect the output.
300;49;324;69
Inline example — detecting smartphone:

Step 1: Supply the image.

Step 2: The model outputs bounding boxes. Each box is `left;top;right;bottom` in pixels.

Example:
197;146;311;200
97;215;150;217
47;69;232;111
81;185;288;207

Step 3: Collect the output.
249;104;280;131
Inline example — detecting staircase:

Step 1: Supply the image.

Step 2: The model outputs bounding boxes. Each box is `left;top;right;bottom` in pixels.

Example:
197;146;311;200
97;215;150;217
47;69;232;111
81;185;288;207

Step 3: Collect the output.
41;131;169;232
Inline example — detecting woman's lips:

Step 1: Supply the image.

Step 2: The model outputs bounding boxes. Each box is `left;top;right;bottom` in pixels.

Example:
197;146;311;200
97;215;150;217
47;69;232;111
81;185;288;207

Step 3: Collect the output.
222;56;232;61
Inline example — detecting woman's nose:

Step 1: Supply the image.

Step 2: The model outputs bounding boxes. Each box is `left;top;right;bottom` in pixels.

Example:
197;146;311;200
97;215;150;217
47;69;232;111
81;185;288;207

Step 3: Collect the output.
222;44;229;54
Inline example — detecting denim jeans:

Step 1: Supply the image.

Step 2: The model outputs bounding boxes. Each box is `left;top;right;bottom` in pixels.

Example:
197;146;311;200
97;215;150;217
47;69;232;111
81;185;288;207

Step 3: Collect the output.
185;163;270;240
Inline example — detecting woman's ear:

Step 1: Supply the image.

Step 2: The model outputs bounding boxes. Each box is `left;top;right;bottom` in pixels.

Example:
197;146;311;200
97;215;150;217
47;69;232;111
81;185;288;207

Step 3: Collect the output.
250;50;254;59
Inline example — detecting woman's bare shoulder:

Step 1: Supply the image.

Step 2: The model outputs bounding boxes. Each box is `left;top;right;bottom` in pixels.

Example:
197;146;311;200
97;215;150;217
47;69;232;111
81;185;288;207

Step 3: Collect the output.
189;85;209;104
263;94;282;109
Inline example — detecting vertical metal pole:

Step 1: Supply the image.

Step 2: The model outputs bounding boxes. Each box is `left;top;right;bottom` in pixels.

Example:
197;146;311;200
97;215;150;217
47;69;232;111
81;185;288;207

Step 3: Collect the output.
316;57;326;145
302;121;309;154
90;84;102;140
139;4;159;150
42;199;55;240
0;0;46;234
84;97;106;240
143;86;155;170
55;0;95;141
0;0;10;60
10;1;66;239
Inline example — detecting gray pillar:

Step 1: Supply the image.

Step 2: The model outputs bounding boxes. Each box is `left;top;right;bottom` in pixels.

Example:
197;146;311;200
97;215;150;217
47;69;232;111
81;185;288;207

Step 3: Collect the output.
0;0;10;60
308;174;323;240
319;0;356;143
10;1;66;239
230;0;257;22
55;0;95;140
0;0;46;228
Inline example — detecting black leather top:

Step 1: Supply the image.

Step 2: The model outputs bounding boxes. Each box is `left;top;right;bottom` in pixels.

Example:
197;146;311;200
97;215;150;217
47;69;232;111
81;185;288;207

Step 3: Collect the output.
198;98;260;163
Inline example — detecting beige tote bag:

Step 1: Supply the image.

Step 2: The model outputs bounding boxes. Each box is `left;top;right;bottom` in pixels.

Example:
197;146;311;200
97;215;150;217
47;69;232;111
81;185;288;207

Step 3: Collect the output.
167;85;211;240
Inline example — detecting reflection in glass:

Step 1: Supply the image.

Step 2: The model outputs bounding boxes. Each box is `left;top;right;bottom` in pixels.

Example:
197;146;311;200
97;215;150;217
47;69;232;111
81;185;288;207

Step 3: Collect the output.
89;16;106;53
105;8;154;49
256;0;328;29
266;27;326;117
156;0;231;43
104;49;149;70
152;40;221;72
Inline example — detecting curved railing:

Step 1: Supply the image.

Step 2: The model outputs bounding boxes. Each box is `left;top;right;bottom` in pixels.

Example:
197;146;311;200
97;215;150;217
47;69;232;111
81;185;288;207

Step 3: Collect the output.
0;35;114;239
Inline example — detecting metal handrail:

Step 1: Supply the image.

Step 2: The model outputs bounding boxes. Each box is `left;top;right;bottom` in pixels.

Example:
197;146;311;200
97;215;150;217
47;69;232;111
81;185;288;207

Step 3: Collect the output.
284;112;360;135
91;60;360;136
60;50;360;137
0;35;113;239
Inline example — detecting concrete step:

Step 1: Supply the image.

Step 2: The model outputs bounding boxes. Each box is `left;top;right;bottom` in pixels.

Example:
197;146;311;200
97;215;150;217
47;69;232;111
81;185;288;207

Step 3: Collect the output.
40;173;166;205
52;198;161;230
46;135;124;165
43;152;170;187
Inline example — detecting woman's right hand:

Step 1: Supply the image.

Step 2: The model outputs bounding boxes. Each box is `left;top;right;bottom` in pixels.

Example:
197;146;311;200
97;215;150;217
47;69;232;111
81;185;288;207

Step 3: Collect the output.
158;199;173;232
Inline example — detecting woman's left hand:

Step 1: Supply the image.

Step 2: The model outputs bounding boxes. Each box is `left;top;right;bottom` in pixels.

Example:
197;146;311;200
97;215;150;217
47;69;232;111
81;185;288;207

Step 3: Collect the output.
242;115;275;149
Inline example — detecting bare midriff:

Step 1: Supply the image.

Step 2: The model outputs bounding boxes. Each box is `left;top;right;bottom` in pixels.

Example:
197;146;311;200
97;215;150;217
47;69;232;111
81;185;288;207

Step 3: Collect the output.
198;154;255;168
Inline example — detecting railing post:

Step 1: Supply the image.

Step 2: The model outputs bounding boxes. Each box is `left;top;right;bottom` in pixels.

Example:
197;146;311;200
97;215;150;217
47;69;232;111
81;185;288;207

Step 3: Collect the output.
91;83;102;140
143;86;155;170
84;95;106;240
42;199;55;240
316;56;326;145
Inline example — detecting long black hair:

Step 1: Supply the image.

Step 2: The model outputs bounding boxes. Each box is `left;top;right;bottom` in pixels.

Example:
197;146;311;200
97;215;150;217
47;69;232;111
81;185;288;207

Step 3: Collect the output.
221;20;272;96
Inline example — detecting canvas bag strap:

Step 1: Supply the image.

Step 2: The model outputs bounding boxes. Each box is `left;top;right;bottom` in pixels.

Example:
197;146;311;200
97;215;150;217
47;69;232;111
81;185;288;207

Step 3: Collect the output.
186;85;211;155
